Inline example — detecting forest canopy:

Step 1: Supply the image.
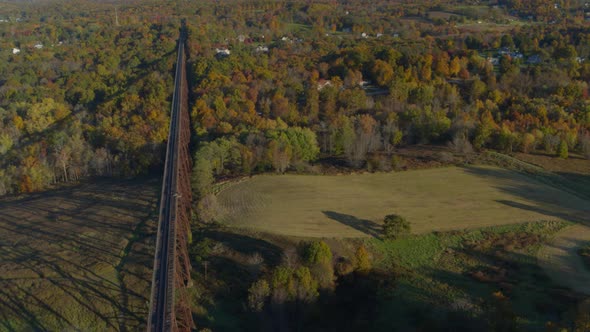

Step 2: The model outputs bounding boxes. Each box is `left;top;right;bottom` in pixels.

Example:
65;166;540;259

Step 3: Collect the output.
1;0;589;196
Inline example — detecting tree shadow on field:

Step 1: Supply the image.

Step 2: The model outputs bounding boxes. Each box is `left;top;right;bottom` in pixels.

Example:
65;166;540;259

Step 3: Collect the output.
495;200;590;225
462;166;590;226
322;211;382;238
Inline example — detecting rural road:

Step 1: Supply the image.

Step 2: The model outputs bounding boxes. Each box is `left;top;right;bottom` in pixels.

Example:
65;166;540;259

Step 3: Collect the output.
538;224;590;295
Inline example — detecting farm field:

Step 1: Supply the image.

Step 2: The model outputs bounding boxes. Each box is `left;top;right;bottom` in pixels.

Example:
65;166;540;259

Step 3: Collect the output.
216;165;590;238
0;179;159;331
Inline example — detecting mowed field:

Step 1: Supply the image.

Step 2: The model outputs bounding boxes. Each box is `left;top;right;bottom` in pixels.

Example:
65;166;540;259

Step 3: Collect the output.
216;165;590;238
0;179;159;331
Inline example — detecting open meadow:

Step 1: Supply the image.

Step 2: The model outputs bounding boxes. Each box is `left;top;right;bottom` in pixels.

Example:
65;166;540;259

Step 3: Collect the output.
0;179;159;331
216;165;590;238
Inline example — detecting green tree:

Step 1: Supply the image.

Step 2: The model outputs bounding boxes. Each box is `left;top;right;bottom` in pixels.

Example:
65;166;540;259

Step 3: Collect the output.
303;241;332;265
302;241;334;289
558;139;568;159
192;155;214;197
383;214;410;240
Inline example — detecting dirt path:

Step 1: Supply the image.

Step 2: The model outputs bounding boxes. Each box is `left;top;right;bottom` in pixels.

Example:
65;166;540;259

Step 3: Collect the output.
538;224;590;295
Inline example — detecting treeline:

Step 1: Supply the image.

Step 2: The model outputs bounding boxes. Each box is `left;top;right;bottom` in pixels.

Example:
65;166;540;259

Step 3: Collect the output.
0;3;180;195
192;126;319;197
186;0;590;201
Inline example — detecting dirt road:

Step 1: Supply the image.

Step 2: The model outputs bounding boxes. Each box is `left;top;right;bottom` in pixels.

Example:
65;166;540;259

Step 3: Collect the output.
538;224;590;295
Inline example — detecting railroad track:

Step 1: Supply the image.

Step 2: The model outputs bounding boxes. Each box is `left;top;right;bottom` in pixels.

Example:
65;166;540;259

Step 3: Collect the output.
147;23;193;332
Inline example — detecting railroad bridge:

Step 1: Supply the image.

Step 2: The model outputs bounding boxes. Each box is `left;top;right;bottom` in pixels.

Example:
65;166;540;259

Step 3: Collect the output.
147;23;194;332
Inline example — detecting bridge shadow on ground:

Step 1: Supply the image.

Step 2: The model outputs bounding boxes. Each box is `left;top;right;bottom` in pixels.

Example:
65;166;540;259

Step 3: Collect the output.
0;178;158;331
322;211;382;238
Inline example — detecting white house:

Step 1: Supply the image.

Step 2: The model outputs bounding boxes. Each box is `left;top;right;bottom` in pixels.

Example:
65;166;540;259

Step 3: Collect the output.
215;48;231;56
255;45;269;53
317;79;333;91
12;48;20;54
34;43;43;49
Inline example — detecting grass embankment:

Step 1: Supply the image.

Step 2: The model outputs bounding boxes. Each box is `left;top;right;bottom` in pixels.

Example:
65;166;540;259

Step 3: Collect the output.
369;221;573;330
0;179;159;331
216;165;590;237
189;220;583;331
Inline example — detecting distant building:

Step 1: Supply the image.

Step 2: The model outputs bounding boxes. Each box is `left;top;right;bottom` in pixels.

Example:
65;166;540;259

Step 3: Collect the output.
255;45;269;53
359;80;371;87
527;54;542;64
498;47;510;55
34;43;43;49
215;48;231;56
12;48;20;54
317;79;332;91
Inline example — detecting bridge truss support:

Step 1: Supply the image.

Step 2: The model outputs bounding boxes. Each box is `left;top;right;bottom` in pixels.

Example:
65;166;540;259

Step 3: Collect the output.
147;23;194;332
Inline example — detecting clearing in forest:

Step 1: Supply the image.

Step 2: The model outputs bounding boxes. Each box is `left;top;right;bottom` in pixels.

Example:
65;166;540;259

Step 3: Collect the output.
216;165;590;238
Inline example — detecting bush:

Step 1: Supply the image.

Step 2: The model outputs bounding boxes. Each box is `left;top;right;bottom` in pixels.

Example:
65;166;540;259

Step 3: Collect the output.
302;241;333;265
448;133;474;154
557;139;568;159
302;241;334;288
383;214;411;240
354;244;372;272
248;279;270;312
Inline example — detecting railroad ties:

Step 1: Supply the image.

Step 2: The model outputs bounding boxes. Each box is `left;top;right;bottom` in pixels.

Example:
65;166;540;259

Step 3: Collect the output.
147;23;194;332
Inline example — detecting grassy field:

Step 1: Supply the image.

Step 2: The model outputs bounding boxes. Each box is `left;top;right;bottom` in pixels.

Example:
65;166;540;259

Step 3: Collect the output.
0;179;159;331
216;165;590;238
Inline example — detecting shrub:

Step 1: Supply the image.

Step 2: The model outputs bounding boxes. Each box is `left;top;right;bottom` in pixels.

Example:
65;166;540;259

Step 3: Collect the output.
391;155;406;171
302;241;334;289
302;241;333;265
383;214;411;240
354;244;372;272
293;266;319;302
248;279;270;312
448;133;474;154
557;139;568;159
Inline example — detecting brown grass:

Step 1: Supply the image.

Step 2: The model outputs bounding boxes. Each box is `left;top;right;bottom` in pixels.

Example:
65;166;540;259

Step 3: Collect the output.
216;165;590;238
0;178;159;331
